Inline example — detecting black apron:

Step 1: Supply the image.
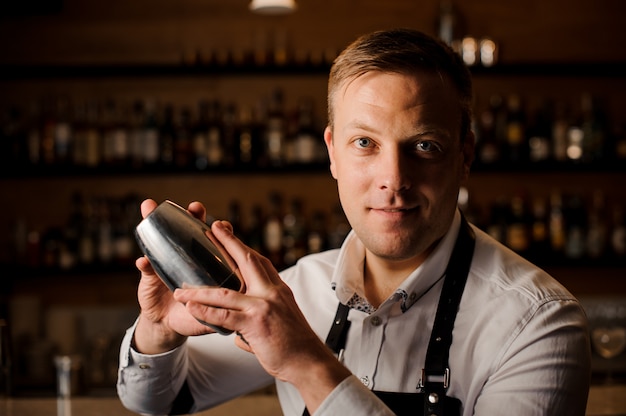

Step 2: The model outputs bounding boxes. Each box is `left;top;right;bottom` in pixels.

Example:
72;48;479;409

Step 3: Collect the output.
304;214;475;416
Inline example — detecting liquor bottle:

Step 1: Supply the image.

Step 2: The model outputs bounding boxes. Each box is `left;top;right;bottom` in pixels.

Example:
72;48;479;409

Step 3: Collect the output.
504;94;527;165
566;100;586;163
236;105;262;168
265;88;286;167
505;194;531;256
563;195;587;261
174;107;193;169
192;100;210;170
530;196;550;263
475;99;500;165
101;99;131;167
327;204;351;249
0;106;25;171
527;100;553;164
83;100;102;169
613;122;626;161
264;192;284;268
551;101;569;163
282;198;307;267
53;96;73;167
221;102;238;168
307;210;328;254
77;196;97;266
246;204;265;253
579;93;607;163
548;191;566;260
436;0;465;51
159;104;176;169
112;195;136;265
586;190;607;261
60;192;84;270
486;198;508;244
141;99;161;167
206;100;224;167
96;197;114;265
128;100;145;170
26;100;42;167
226;200;244;239
40;98;57;166
610;203;626;260
291;97;319;165
71;100;88;168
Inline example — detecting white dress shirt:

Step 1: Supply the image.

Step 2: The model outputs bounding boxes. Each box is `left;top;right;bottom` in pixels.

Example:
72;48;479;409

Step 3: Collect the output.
117;210;591;415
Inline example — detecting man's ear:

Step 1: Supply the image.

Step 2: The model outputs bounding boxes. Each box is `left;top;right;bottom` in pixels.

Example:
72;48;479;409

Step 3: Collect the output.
462;130;475;180
324;126;338;180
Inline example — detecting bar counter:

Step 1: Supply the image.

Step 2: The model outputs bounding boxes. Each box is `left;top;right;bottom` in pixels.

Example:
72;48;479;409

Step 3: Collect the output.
1;385;624;415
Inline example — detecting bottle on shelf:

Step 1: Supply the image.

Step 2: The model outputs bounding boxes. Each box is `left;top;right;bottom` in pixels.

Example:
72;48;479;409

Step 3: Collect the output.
235;104;262;168
40;97;57;166
263;192;284;268
221;102;238;168
527;100;553;164
53;96;73;167
579;93;607;164
192;100;210;171
551;101;570;163
307;211;328;254
529;196;550;263
504;94;527;165
505;193;531;257
290;97;322;165
141;99;161;167
436;0;465;50
206;100;224;168
563;194;587;260
548;191;566;260
282;198;307;268
610;203;626;261
474;97;501;166
173;106;193;170
264;88;286;167
159;104;176;169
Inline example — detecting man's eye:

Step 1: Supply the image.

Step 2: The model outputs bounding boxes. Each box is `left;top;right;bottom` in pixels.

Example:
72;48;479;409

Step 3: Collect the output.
356;137;372;148
416;141;439;153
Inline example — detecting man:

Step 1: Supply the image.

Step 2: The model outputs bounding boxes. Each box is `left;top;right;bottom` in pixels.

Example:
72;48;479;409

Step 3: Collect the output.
118;29;591;415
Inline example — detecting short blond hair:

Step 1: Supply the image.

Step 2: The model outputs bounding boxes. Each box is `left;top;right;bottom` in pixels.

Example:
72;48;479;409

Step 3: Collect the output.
327;28;473;142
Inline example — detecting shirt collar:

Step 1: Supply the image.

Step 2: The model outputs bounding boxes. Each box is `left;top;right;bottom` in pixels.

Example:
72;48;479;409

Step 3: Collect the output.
331;209;462;313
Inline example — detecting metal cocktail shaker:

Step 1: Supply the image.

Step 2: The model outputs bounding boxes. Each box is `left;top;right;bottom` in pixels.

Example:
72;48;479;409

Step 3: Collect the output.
135;200;243;334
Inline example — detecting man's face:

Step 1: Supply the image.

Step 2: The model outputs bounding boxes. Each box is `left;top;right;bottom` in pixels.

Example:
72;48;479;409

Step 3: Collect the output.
324;71;474;265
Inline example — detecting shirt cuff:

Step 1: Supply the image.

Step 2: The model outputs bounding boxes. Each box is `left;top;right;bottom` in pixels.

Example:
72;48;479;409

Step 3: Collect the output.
117;318;189;415
314;376;394;416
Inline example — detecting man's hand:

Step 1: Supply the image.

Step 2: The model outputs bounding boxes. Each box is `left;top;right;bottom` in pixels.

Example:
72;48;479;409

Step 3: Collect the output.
133;199;217;354
173;219;352;413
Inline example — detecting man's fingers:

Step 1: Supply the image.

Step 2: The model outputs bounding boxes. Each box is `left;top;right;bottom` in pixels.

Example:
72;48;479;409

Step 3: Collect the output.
210;221;276;286
187;201;207;222
140;199;158;219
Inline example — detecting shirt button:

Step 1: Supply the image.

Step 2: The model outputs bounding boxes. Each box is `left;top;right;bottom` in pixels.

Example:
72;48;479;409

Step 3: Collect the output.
138;363;151;370
409;292;418;302
370;316;382;326
360;376;370;386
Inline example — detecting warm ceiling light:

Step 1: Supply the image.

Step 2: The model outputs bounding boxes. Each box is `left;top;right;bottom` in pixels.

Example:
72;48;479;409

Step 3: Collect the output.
249;0;297;15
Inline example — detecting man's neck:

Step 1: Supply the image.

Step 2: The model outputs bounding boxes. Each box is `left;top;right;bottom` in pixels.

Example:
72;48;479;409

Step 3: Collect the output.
362;250;430;309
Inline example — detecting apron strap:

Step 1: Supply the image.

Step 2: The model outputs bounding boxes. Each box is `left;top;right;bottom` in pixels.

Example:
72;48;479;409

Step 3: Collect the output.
420;214;475;415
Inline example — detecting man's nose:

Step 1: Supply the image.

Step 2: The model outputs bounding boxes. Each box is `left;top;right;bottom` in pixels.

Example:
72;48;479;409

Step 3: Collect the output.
376;148;412;192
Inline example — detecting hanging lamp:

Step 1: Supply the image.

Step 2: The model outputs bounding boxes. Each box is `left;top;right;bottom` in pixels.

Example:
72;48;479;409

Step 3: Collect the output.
249;0;297;15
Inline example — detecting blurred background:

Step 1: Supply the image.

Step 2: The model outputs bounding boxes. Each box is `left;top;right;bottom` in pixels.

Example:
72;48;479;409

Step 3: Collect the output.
0;0;625;401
